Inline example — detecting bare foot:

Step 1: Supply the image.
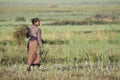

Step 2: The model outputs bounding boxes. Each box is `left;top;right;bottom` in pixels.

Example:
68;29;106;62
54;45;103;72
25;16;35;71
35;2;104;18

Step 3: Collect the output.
27;67;31;72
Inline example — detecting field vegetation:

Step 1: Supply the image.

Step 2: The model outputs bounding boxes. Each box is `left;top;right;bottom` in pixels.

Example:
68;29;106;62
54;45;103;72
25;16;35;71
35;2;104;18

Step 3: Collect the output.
0;0;120;80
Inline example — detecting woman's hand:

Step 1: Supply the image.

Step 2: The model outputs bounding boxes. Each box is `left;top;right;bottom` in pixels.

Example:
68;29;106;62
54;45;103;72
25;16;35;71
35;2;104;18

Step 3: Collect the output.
41;46;44;53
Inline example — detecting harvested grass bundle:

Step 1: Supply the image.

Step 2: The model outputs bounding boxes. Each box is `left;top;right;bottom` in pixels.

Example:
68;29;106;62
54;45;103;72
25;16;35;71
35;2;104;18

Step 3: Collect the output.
13;25;30;45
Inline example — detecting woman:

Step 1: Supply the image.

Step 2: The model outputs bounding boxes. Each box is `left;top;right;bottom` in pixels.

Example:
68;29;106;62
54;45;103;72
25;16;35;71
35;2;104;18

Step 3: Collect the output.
27;18;44;72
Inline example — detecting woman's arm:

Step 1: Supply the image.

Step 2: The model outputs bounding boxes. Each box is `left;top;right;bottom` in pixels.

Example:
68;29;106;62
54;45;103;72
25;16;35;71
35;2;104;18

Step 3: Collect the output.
37;28;44;53
37;28;43;48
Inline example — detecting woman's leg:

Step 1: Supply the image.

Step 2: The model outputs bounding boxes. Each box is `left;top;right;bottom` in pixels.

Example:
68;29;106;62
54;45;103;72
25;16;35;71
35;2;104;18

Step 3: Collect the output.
37;64;41;69
27;65;31;72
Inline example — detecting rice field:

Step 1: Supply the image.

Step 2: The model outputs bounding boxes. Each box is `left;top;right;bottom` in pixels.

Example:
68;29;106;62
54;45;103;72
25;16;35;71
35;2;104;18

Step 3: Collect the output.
0;24;120;80
0;0;120;80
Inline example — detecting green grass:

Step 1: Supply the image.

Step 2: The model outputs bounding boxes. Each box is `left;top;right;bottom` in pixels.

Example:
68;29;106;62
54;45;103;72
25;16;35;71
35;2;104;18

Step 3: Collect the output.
0;0;120;6
0;24;120;62
0;4;120;21
0;24;120;64
0;18;120;80
0;63;120;80
0;0;120;79
0;24;120;80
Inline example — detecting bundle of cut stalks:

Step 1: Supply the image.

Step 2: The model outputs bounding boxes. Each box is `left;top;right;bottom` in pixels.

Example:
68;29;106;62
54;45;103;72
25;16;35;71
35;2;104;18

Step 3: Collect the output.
13;25;30;45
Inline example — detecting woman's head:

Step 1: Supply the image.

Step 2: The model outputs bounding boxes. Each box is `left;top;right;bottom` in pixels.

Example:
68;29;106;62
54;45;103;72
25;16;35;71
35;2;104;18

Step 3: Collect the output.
31;18;40;26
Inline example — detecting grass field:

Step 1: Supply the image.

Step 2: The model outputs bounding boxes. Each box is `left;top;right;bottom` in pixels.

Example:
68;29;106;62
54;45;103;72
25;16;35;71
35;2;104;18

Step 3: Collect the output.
0;24;120;80
0;0;120;80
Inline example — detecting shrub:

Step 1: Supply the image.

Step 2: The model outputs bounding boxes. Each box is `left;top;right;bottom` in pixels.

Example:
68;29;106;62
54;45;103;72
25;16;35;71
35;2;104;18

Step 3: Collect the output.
15;17;26;22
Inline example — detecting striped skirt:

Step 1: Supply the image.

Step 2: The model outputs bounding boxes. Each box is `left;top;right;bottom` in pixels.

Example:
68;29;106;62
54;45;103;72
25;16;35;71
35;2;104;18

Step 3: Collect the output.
27;40;40;65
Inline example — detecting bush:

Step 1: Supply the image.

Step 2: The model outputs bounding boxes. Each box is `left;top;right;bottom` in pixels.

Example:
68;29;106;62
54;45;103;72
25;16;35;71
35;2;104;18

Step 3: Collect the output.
15;17;26;22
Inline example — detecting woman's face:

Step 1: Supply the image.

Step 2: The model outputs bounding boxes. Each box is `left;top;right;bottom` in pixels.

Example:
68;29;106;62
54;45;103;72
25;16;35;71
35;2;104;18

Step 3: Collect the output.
35;21;40;26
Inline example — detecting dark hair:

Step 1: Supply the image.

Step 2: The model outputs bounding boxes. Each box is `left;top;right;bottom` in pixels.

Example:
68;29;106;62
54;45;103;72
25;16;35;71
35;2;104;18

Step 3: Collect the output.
31;18;40;24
